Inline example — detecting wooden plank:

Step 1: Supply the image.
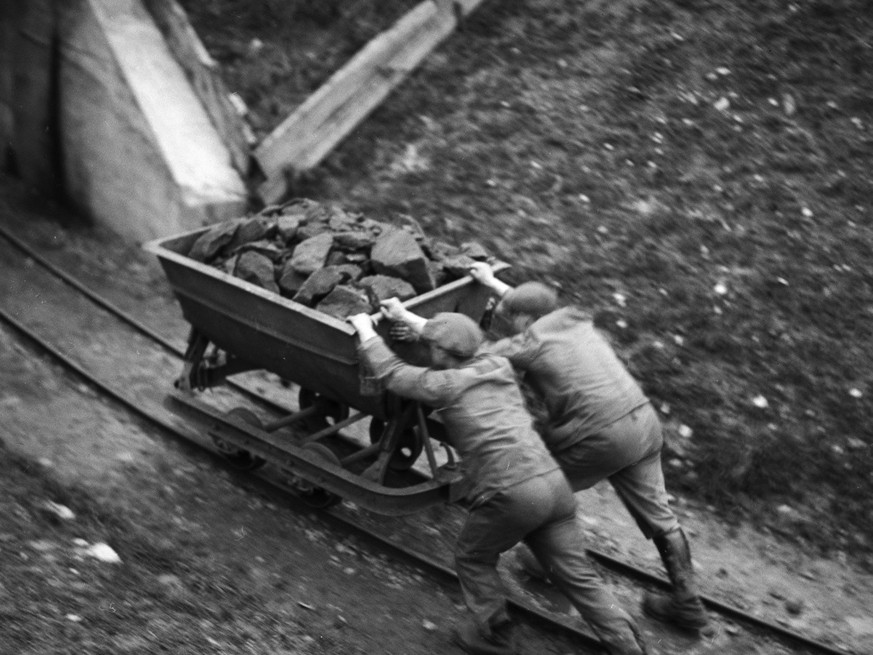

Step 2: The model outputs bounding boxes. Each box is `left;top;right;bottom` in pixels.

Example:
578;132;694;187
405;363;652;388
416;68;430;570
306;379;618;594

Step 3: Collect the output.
141;0;252;176
255;0;485;204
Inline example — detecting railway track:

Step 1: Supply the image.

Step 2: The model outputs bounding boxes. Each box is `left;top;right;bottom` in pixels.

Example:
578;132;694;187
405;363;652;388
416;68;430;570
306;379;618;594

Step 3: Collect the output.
0;221;857;655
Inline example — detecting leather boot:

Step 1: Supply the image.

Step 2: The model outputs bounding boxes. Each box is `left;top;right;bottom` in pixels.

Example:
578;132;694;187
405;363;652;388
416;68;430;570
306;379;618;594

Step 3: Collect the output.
642;528;710;632
594;617;649;655
452;617;517;655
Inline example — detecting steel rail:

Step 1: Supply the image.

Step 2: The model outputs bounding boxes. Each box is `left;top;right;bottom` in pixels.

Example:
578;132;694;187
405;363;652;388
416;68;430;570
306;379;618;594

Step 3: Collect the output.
0;304;603;652
0;225;856;655
0;223;293;417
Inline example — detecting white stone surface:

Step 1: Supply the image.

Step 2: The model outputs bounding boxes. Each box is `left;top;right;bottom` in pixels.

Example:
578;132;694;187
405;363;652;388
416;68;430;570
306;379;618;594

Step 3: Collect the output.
58;0;245;242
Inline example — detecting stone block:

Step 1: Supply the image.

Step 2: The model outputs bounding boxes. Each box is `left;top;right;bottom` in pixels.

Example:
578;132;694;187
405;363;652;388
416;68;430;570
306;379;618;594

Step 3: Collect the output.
334;230;375;250
276;214;300;242
277;263;307;296
461;241;490;260
316;285;372;320
440;253;477;278
371;227;435;293
292;266;345;306
187;219;242;262
235;251;279;294
228;215;276;250
232;239;283;262
358;275;416;304
290;232;334;275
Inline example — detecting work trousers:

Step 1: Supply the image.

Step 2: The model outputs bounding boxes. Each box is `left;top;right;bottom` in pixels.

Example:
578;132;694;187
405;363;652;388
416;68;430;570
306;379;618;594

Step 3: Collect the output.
556;403;679;538
455;469;638;645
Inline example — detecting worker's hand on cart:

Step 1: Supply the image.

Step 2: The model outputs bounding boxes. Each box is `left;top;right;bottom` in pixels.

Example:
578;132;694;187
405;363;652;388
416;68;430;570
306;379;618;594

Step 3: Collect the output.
389;323;419;343
379;297;406;321
348;313;378;341
468;261;496;285
379;298;428;338
469;262;511;297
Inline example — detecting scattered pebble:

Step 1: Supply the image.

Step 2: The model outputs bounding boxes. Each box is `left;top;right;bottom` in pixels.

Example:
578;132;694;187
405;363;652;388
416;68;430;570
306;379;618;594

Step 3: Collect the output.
714;97;730;112
845;616;873;636
41;501;75;521
714;282;728;295
247;38;264;56
849;388;863;398
678;425;693;439
752;395;769;409
84;542;121;564
422;619;438;632
65;614;83;623
785;599;804;615
615;319;628;329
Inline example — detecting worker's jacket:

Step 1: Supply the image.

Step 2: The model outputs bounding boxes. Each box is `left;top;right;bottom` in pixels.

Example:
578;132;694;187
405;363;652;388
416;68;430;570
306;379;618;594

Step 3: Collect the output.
483;307;649;455
359;336;558;507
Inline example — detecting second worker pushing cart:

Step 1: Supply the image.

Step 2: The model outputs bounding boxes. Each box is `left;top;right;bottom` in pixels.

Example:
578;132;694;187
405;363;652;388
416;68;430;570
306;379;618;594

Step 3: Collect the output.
465;261;710;635
348;310;648;655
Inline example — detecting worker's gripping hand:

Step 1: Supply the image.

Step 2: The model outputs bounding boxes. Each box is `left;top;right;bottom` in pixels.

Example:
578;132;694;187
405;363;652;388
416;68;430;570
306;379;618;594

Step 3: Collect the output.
468;261;496;286
389;323;418;342
348;313;377;341
379;297;406;322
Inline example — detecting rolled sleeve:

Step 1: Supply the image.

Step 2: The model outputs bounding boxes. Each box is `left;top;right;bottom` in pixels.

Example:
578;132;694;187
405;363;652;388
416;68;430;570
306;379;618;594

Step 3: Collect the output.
359;337;456;405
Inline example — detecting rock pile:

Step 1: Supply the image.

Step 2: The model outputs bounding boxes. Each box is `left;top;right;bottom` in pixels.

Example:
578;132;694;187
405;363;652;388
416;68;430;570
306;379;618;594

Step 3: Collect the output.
185;199;491;319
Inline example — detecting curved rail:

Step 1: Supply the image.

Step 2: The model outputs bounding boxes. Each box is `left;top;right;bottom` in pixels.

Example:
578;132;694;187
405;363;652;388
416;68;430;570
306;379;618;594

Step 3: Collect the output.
0;223;856;655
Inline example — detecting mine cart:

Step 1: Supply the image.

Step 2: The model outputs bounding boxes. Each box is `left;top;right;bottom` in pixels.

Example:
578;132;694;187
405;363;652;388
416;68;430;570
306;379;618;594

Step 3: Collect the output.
145;226;507;516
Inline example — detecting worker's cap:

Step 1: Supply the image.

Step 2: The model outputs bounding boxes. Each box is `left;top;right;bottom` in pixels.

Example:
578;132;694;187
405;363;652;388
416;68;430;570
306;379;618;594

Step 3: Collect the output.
421;312;483;358
501;282;559;318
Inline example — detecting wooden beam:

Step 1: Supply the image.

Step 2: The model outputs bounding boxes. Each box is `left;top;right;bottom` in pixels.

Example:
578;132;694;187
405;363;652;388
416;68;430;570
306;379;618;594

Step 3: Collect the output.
254;0;485;204
142;0;253;176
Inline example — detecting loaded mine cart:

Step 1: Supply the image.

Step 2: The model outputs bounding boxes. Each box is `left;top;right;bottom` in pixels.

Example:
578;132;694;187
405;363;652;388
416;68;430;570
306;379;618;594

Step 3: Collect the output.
145;199;507;516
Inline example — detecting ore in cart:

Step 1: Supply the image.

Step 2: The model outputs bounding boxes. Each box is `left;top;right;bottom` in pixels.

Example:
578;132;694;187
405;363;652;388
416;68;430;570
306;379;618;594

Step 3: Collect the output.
145;227;507;516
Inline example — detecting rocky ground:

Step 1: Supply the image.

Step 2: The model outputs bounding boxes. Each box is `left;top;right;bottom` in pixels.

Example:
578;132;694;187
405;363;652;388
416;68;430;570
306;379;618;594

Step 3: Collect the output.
3;0;873;653
180;0;873;566
2;174;873;653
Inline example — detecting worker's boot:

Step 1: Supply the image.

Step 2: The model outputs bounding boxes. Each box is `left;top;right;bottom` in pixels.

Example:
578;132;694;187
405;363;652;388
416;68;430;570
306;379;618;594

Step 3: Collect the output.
452;617;517;655
594;617;649;655
642;528;710;633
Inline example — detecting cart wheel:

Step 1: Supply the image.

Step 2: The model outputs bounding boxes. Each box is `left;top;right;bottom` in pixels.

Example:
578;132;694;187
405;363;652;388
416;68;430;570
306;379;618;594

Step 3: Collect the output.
369;419;425;471
212;408;267;471
298;388;349;431
290;443;342;509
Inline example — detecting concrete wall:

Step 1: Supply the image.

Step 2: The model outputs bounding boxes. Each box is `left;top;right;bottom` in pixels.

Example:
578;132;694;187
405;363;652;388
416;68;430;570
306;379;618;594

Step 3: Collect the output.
2;0;59;193
2;0;247;242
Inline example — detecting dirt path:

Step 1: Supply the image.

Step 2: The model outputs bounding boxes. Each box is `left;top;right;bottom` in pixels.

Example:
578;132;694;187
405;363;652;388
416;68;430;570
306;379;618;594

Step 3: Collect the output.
1;175;872;654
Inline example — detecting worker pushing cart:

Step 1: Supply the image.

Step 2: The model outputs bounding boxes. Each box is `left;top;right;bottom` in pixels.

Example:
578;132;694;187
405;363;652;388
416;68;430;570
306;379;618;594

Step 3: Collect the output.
348;309;648;655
